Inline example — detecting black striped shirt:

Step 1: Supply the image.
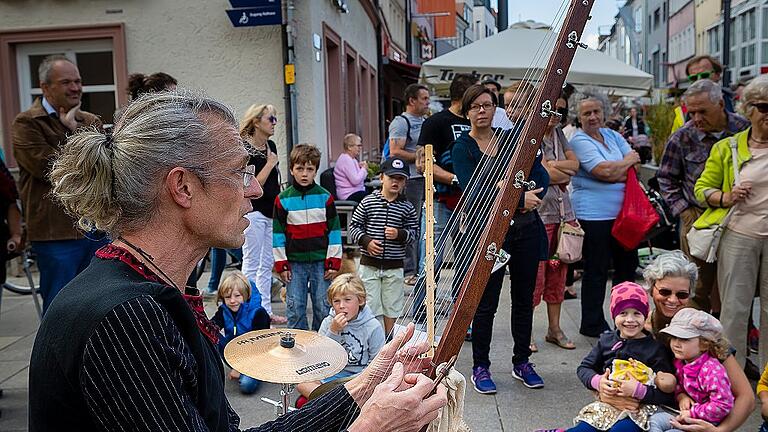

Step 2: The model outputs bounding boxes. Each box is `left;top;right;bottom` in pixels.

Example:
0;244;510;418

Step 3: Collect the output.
348;190;418;268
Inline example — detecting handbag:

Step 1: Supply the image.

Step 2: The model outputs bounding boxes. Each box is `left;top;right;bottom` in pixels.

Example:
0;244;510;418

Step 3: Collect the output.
556;211;584;263
640;182;675;242
611;167;660;250
686;138;740;263
551;135;584;264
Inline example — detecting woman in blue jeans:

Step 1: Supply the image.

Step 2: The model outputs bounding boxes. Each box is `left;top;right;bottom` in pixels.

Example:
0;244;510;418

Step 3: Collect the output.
452;84;549;393
569;93;640;337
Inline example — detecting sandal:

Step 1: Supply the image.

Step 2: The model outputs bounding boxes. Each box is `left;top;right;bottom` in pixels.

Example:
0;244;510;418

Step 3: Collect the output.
529;342;538;353
545;331;575;350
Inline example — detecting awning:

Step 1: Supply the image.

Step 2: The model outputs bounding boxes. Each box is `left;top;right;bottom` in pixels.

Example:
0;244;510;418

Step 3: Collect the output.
420;28;653;97
383;58;421;82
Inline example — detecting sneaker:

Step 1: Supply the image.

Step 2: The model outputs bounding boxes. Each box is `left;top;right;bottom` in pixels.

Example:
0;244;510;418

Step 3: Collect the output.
471;366;497;394
512;362;544;389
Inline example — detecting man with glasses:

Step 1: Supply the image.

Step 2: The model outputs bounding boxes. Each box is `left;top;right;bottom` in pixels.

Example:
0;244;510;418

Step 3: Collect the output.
657;79;749;315
686;55;735;113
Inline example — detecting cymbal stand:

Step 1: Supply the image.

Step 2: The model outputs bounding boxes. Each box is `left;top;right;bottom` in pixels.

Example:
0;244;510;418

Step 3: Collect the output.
260;383;297;417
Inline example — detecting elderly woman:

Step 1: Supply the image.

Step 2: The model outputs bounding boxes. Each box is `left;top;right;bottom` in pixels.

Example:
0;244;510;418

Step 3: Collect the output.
628;251;754;432
694;74;768;371
238;103;285;323
28;91;445;431
452;84;549;392
334;133;369;202
569;92;641;337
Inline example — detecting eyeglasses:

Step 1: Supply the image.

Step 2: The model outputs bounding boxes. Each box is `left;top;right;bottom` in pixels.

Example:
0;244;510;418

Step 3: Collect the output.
750;102;768;114
469;102;496;113
235;165;257;188
687;70;714;83
656;287;690;300
268;115;278;124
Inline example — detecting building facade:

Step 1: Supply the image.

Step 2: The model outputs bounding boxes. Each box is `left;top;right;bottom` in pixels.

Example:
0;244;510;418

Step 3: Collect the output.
667;0;696;86
0;0;381;173
646;0;669;87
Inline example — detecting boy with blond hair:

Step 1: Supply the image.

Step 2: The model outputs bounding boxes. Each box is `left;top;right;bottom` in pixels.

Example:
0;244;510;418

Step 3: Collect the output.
295;273;385;406
273;144;342;330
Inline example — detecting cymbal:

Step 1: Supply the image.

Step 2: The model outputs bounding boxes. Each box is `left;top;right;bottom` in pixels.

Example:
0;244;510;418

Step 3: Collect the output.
224;329;348;384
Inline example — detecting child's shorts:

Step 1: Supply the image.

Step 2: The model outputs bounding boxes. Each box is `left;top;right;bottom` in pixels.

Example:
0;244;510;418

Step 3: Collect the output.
358;265;404;318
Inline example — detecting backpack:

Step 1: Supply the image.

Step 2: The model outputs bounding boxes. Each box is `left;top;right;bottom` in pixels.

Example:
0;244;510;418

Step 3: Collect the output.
381;114;411;162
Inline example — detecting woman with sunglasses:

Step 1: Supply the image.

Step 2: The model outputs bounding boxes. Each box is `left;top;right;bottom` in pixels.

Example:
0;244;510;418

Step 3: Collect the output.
594;251;754;432
238;104;287;324
694;74;768;375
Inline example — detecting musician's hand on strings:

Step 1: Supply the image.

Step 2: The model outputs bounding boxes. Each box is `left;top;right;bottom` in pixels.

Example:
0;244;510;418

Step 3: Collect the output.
384;227;398;240
330;312;349;334
367;239;383;256
279;270;292;283
346;323;433;406
522;188;543;212
347;362;448;432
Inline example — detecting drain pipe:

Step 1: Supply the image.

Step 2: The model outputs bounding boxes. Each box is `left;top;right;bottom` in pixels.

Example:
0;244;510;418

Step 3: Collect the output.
282;0;298;160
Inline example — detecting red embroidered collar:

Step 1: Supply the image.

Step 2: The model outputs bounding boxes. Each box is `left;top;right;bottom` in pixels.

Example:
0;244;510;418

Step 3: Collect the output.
96;244;220;345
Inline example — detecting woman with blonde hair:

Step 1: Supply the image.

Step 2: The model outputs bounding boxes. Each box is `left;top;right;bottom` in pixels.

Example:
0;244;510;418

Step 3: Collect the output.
239;103;286;324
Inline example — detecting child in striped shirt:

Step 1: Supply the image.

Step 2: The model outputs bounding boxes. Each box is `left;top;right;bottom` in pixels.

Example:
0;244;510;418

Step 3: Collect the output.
349;157;418;335
273;144;342;331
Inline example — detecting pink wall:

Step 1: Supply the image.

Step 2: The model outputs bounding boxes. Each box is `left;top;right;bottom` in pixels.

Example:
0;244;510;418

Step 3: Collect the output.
668;1;695;86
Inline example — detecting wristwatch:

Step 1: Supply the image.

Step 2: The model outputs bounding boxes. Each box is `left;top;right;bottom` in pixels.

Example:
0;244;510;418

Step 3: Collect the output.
451;174;460;186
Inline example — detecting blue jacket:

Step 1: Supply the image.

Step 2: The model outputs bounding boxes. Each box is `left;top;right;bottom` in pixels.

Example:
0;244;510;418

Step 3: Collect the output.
215;281;264;352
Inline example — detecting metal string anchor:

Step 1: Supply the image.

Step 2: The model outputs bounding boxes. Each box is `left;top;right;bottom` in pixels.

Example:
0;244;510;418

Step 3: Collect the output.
512;170;537;190
540;100;562;118
566;31;588;50
484;242;511;273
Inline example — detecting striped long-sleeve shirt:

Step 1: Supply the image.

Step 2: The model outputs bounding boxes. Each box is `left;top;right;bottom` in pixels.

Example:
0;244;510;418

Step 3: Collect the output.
273;182;342;273
29;252;361;432
348;190;417;269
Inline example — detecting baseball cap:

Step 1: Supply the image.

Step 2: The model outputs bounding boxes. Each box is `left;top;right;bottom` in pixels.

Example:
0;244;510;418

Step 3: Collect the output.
660;308;723;341
381;157;409;178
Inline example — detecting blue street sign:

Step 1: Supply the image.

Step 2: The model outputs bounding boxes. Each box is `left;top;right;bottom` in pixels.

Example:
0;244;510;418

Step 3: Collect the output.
229;0;279;9
226;5;282;27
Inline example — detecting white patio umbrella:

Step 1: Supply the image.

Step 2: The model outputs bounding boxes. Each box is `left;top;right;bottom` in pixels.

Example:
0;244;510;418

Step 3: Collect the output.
421;28;653;97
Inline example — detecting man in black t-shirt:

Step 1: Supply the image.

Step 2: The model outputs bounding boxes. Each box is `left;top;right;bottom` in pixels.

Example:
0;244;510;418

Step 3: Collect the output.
411;73;477;323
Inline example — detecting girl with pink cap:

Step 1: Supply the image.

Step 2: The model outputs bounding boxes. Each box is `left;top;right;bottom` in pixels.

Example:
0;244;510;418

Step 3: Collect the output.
537;282;676;432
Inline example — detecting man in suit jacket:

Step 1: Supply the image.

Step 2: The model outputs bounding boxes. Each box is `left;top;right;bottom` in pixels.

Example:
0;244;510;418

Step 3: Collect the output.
11;55;106;312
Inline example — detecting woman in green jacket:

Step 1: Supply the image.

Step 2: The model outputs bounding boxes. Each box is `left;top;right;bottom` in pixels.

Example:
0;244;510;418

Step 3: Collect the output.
694;74;768;372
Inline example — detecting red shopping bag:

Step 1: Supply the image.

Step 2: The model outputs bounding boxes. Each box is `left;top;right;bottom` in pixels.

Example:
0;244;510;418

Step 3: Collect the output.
611;168;660;250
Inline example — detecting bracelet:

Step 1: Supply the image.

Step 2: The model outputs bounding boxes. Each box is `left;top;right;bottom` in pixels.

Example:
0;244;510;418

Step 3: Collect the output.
719;192;724;208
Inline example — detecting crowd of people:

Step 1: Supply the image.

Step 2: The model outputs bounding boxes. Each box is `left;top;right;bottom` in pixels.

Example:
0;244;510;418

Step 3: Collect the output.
6;52;768;431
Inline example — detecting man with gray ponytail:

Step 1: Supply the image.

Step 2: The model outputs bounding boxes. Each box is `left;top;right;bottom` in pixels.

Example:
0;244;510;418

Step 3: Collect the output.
11;54;105;313
28;90;447;432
